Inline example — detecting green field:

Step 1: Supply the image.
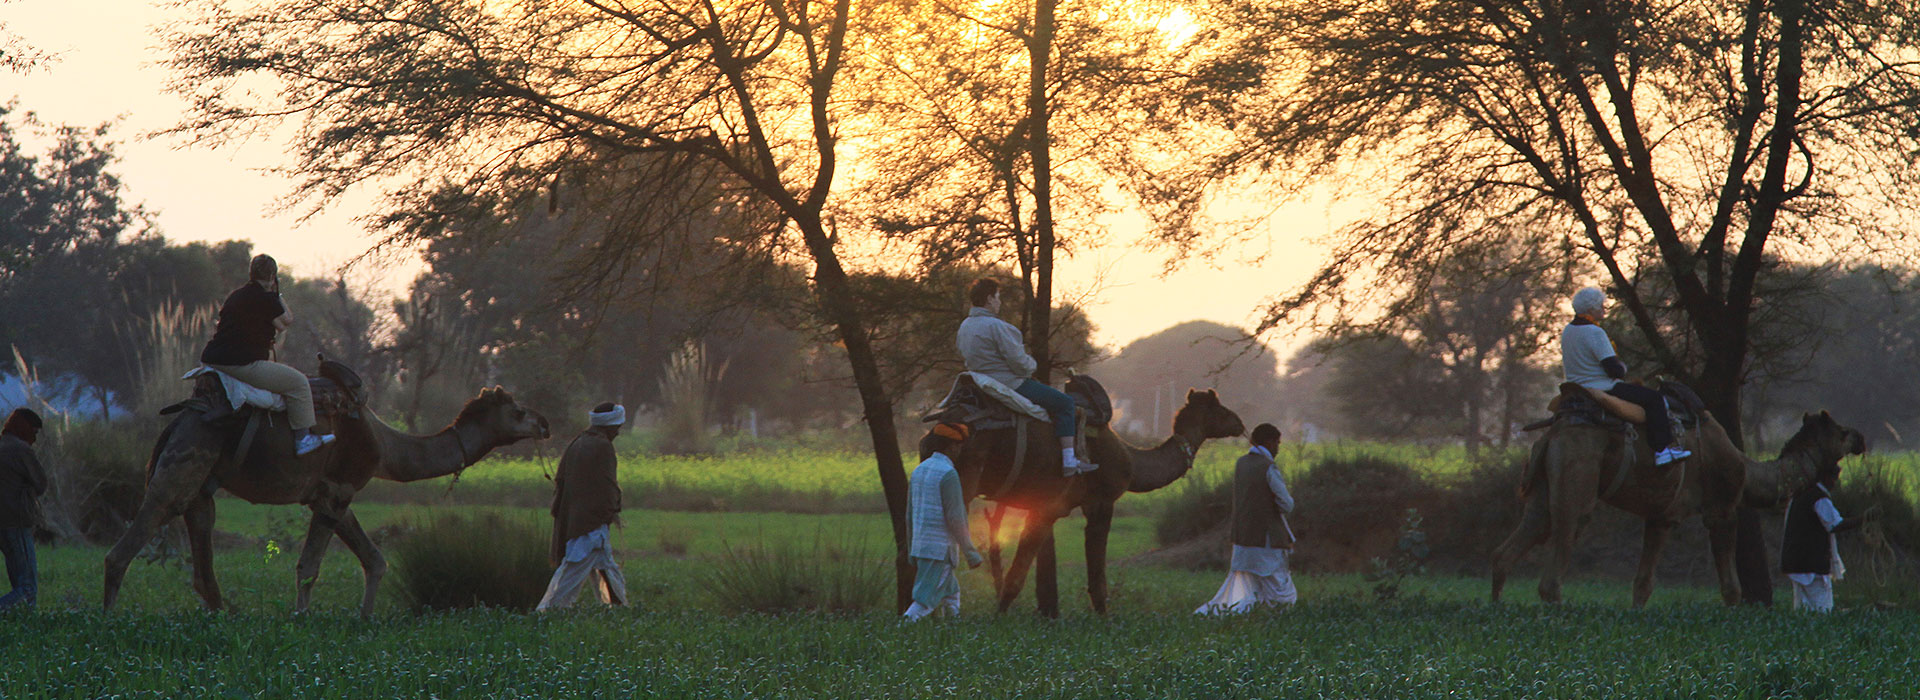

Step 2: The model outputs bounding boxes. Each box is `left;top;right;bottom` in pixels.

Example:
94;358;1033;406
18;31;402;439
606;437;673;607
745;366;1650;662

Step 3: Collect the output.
7;445;1918;697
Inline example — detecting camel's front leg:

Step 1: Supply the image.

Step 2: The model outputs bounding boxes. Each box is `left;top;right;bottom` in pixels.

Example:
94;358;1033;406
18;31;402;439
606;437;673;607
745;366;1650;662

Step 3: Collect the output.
292;510;336;614
997;511;1056;614
1704;512;1743;605
323;508;388;618
183;494;223;611
1491;483;1551;603
1631;519;1676;608
105;427;215;611
1082;500;1114;615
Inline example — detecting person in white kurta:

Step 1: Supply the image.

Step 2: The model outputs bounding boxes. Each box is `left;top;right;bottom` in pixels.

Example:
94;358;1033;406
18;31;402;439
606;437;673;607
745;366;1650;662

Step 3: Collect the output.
1781;462;1865;613
1197;423;1297;615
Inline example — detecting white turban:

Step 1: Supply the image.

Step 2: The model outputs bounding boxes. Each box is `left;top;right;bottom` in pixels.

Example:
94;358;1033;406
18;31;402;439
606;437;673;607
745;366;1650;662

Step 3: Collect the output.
589;404;626;427
1571;287;1607;316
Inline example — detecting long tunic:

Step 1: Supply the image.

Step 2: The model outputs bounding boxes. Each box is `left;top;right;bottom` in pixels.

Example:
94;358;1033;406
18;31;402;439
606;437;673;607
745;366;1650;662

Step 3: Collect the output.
1230;446;1295;576
0;435;47;530
907;453;978;566
550;430;622;566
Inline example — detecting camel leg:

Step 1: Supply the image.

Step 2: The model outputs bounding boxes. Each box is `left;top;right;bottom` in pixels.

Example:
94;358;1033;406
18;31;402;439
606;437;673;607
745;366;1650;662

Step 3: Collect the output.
323;508;389;618
984;504;1008;592
1631;519;1677;609
1082;500;1114;615
1035;529;1059;619
997;512;1055;614
104;449;215;610
292;510;336;614
183;494;224;611
1705;513;1743;606
1490;484;1551;603
1538;450;1600;604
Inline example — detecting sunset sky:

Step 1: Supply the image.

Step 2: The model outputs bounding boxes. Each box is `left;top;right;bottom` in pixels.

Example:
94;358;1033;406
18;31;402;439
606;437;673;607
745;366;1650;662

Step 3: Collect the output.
4;0;1343;360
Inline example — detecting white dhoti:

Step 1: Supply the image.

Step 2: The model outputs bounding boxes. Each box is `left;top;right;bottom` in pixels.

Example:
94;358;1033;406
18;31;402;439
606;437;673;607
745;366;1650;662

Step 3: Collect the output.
536;525;629;611
1196;545;1296;615
1788;573;1834;613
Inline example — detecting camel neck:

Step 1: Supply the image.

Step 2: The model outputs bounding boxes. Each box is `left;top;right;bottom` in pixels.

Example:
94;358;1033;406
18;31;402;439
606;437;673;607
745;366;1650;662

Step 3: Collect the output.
370;413;491;483
1125;428;1206;493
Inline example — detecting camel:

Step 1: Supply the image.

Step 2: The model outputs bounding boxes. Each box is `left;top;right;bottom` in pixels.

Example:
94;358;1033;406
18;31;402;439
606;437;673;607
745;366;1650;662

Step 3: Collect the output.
103;361;551;616
927;386;1245;617
1491;384;1865;607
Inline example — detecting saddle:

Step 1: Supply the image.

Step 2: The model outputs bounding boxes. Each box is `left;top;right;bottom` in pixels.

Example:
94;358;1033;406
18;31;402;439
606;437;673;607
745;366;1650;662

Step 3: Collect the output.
1530;380;1705;437
157;355;368;479
922;373;1113;493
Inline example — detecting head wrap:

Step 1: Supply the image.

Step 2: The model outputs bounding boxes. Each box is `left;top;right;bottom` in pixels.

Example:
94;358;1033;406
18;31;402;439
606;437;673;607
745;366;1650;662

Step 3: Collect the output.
932;422;970;443
2;408;43;445
1571;287;1607;316
589;404;626;427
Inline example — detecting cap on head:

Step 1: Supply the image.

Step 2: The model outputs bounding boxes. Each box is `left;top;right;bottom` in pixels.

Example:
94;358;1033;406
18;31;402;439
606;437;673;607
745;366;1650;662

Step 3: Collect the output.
1572;287;1607;316
588;402;625;427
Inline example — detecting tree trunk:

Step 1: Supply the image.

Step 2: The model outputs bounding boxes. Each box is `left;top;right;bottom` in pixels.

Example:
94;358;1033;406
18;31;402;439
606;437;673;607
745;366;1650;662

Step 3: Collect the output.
792;214;913;612
1023;0;1057;384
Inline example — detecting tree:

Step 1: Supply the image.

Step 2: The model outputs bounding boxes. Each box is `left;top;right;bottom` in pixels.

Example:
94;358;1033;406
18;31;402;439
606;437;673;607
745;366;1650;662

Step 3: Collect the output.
1090;320;1284;437
1207;0;1920;451
168;0;920;607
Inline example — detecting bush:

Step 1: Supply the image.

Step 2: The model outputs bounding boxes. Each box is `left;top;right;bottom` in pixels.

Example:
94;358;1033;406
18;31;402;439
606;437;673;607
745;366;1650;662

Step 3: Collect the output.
389;512;554;612
697;531;887;614
1832;459;1920;607
1289;454;1440;573
1153;472;1231;547
38;419;155;546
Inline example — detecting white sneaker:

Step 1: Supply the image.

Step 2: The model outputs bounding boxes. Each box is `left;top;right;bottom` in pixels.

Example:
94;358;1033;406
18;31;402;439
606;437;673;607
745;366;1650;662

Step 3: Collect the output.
1653;446;1691;466
295;433;336;456
1063;458;1099;476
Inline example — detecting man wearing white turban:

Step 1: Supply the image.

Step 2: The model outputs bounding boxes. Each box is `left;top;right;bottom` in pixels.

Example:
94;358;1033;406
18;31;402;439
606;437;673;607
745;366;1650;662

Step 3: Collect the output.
536;402;630;611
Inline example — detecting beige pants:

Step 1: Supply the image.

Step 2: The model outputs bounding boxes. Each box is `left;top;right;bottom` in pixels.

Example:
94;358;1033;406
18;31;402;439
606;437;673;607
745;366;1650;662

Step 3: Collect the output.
209;361;316;430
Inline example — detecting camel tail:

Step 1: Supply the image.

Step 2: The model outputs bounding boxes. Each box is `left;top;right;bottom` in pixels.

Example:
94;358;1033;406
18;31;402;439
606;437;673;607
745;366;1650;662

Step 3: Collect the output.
144;416;183;485
1516;437;1548;500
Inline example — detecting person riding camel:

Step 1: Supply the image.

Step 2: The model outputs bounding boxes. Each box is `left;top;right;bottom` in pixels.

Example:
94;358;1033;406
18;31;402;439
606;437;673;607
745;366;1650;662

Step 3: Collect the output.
199;254;335;456
1562;286;1689;466
956;278;1096;476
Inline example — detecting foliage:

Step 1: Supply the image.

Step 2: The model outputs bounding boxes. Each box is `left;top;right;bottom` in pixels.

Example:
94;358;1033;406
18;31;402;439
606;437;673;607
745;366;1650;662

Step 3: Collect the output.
389;512;552;612
1091;320;1285;440
696;531;888;615
1206;0;1920;443
655;342;722;456
1364;509;1430;602
34;418;153;546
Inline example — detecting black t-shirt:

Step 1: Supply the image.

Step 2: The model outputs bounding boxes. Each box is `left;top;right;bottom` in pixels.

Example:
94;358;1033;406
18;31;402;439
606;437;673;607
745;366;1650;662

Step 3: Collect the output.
200;282;286;366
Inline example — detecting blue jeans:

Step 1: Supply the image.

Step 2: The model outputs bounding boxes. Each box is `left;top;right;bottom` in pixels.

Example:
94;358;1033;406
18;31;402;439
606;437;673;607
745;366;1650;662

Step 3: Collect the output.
1015;379;1077;439
0;527;34;611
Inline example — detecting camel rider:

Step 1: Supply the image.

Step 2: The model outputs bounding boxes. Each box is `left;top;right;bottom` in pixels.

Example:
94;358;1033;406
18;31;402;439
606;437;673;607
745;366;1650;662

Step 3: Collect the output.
1562;287;1690;466
200;254;335;456
957;278;1096;476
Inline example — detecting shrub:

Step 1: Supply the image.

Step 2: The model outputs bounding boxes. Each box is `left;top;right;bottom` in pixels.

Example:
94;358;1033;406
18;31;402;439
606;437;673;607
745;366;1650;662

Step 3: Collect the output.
1153;472;1231;547
656;341;723;456
697;531;887;614
1289;454;1440;573
389;512;553;612
37;418;155;546
1364;509;1431;601
1832;459;1920;607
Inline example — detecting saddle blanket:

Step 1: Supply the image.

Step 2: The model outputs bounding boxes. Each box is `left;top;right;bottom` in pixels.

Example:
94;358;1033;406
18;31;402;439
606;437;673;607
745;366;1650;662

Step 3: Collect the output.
938;372;1050;423
181;366;286;413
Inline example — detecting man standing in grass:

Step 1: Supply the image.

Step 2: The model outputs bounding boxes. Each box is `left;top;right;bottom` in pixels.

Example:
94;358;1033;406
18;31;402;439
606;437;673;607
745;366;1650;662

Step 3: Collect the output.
904;422;983;621
537;402;630;611
1196;422;1296;615
0;408;47;612
1781;462;1865;613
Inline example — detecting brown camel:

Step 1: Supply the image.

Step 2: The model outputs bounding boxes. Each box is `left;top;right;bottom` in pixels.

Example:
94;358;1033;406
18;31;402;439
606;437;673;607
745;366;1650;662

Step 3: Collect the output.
1491;389;1864;607
928;387;1245;617
103;366;550;616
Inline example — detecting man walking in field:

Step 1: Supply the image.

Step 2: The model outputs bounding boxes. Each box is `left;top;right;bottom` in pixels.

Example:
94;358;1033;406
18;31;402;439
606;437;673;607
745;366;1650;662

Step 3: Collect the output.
904;422;983;621
1781;462;1865;613
1196;422;1296;615
537;402;630;611
0;408;47;612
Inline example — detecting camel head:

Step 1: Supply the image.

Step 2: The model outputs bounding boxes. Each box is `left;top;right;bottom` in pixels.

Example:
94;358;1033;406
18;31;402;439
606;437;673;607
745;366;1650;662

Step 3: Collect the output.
455;386;552;447
1784;410;1868;461
1173;389;1245;440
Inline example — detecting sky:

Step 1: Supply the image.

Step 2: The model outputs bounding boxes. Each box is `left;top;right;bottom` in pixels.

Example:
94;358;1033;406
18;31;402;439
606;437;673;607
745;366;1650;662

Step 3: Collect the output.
2;0;1343;360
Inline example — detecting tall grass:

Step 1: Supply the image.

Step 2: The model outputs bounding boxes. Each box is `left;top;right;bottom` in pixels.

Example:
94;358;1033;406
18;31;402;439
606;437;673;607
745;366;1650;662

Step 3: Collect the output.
131;302;215;420
696;530;888;614
656;341;723;456
389;512;553;611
